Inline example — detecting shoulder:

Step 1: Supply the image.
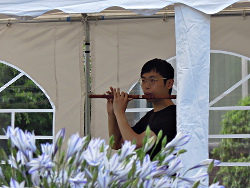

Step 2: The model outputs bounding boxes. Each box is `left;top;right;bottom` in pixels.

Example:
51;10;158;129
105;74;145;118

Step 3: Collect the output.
152;105;176;128
132;109;153;132
164;105;176;112
156;105;176;116
139;109;154;121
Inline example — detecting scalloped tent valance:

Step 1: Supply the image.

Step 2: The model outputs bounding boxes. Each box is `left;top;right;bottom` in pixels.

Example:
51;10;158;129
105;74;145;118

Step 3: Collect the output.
0;0;248;18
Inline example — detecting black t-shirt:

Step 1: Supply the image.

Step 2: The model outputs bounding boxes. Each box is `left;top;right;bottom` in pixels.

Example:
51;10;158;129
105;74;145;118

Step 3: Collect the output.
132;105;176;159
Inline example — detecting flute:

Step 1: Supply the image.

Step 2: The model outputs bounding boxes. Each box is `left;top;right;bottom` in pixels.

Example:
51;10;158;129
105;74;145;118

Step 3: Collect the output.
88;94;176;99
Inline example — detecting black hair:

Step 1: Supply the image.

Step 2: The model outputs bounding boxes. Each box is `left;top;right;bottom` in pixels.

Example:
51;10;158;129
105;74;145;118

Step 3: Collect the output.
140;58;174;94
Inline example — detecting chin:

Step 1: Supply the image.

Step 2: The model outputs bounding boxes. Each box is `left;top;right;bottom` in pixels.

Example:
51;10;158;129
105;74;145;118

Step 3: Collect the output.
146;99;154;102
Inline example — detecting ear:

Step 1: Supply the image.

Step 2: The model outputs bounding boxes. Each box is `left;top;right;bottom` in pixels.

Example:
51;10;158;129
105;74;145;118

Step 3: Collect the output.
166;79;174;89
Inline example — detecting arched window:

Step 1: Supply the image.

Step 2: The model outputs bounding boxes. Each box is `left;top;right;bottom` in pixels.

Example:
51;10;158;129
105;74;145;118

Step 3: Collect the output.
0;61;55;154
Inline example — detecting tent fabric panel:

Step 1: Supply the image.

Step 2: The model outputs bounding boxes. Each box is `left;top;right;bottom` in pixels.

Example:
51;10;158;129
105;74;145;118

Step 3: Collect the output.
0;22;84;139
0;0;247;17
90;18;176;141
211;16;250;58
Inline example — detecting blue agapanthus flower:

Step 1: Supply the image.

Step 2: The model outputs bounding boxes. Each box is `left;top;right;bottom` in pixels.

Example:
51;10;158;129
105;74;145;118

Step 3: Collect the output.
2;178;25;188
27;153;54;174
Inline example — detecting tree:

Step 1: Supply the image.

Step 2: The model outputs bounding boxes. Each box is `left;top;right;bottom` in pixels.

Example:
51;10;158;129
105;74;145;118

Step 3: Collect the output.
212;96;250;187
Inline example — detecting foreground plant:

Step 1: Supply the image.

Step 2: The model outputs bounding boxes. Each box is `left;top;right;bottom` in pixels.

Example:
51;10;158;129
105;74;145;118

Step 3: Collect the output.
0;126;224;188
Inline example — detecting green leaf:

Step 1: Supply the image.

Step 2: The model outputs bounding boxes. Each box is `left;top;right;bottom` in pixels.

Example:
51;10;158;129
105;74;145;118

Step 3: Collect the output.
213;177;218;183
161;136;167;149
145;126;151;137
0;148;8;161
157;130;163;143
207;160;214;174
59;152;65;165
100;143;105;152
43;177;50;188
109;135;115;148
128;161;136;179
192;181;200;188
177;149;187;156
131;177;140;188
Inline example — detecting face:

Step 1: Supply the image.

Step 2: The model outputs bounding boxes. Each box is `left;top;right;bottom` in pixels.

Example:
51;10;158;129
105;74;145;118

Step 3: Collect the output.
140;71;173;102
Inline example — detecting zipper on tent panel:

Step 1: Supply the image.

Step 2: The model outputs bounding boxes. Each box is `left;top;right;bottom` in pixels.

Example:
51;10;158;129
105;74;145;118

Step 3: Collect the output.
83;17;91;137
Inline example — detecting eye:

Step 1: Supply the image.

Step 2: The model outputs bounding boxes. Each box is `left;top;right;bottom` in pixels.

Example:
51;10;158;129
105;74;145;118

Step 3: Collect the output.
150;78;157;83
140;78;146;84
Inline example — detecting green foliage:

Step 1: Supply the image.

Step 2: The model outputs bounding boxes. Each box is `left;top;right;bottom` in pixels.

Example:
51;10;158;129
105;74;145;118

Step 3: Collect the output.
212;96;250;187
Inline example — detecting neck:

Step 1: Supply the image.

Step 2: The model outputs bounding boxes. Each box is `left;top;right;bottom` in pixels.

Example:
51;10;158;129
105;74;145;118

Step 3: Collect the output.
152;99;174;112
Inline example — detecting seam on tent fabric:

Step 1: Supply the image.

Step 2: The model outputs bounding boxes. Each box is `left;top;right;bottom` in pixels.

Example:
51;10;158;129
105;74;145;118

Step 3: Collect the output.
116;25;120;87
53;28;59;109
79;23;85;137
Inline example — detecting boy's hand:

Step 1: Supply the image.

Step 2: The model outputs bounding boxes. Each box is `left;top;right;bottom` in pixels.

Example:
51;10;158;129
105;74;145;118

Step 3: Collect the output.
113;88;130;115
106;87;115;115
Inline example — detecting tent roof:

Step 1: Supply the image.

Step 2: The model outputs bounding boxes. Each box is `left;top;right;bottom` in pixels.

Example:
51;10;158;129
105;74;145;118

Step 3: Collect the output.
0;0;250;22
0;1;250;23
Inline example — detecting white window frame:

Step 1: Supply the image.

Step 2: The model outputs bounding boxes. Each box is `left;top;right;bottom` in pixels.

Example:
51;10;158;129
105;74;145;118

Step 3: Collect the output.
0;60;55;142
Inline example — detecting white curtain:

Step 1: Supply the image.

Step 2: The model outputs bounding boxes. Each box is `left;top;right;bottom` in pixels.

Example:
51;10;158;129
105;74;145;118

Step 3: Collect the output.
175;4;210;175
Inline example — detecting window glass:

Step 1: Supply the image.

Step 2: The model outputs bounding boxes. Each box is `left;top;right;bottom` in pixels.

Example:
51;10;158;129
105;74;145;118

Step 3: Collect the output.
209;165;250;188
0;113;11;135
209;138;250;162
15;112;53;136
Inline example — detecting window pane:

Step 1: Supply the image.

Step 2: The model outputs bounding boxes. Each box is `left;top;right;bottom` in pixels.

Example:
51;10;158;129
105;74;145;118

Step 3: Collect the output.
209;138;250;162
0;75;51;109
126;82;148;126
0;113;11;135
0;140;10;157
15;112;53;136
210;53;242;107
209;166;250;188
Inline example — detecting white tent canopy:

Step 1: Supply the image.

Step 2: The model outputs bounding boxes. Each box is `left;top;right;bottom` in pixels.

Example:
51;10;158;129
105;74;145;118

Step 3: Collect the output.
0;0;248;17
1;0;250;176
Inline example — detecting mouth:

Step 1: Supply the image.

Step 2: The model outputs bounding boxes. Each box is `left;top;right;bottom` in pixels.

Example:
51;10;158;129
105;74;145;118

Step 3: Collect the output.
144;93;155;101
144;93;153;95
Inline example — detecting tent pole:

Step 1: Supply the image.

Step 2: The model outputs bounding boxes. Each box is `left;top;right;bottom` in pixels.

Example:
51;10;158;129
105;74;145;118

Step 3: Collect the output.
83;15;91;136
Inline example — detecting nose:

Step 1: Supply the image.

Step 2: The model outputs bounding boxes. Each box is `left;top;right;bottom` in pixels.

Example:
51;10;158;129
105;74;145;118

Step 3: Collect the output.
142;81;151;90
